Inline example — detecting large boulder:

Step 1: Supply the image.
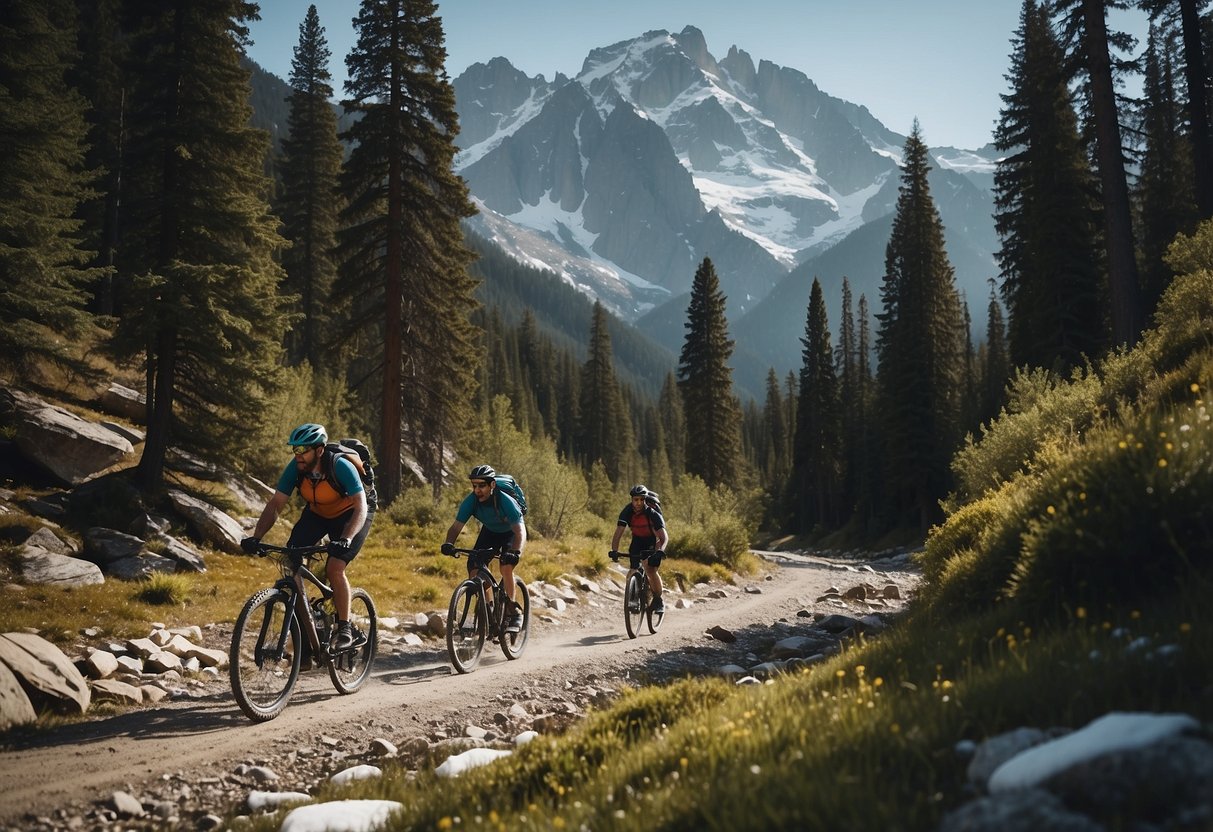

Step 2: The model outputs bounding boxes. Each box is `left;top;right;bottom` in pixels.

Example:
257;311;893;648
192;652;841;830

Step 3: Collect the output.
17;547;105;587
0;632;90;714
0;660;37;730
93;383;145;423
166;490;243;554
0;388;133;485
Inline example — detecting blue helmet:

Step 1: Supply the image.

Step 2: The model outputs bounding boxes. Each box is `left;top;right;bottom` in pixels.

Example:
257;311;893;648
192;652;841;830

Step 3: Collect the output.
287;423;328;447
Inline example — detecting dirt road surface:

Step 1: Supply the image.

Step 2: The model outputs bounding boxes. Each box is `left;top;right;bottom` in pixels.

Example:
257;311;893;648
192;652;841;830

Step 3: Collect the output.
0;550;918;829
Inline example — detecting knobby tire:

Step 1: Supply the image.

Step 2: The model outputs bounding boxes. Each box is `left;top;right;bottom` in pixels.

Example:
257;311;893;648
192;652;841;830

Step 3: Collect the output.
447;580;486;674
230;588;301;722
328;587;378;694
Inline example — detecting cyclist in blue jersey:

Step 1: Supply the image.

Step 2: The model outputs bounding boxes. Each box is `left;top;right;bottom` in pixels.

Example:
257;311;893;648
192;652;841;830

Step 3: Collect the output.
241;423;373;653
441;465;526;633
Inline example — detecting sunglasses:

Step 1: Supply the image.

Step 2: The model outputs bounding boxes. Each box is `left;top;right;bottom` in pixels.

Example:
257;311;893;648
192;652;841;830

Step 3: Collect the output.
292;445;315;456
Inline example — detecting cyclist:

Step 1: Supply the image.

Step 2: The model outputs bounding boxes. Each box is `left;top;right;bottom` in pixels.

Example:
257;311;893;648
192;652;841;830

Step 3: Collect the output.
609;484;669;614
441;464;526;633
240;423;374;653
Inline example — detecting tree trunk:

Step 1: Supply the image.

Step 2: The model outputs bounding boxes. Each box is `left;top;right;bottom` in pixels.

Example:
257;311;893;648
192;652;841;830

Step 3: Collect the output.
1082;0;1143;346
1179;0;1213;218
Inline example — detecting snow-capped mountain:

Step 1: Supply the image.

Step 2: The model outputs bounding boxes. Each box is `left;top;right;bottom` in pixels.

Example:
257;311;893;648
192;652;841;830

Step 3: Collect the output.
453;24;999;346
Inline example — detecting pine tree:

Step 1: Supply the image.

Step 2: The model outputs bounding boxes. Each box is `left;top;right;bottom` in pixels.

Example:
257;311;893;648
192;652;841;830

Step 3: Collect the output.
789;278;840;531
0;0;104;375
761;367;789;493
995;0;1107;372
658;372;687;480
337;0;479;502
875;123;966;532
853;294;879;528
1053;0;1144;346
577;302;630;480
1133;21;1200;317
278;5;344;369
982;281;1011;425
112;1;290;489
677;257;743;489
837;277;861;515
72;0;125;317
1136;0;1213;218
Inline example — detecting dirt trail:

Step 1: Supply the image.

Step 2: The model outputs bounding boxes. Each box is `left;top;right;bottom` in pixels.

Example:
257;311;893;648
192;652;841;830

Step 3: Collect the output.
0;551;916;826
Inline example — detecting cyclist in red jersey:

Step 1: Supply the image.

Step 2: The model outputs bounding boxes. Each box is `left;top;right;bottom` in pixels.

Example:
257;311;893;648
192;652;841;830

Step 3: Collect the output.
609;484;668;613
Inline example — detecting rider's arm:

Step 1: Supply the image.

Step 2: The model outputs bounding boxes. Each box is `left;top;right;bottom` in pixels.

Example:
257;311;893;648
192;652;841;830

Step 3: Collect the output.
654;526;669;553
510;520;526;553
250;490;291;540
340;489;368;541
443;519;465;546
610;523;625;551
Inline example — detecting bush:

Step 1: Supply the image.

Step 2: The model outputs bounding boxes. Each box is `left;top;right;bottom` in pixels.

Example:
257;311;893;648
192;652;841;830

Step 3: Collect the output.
383;486;445;527
133;572;192;606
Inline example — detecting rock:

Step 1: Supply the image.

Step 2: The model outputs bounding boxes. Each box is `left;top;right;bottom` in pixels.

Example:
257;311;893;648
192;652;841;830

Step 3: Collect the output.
0;632;90;714
0;388;134;485
706;625;736;643
0;659;37;729
94;383;146;422
16;548;105;587
166;490;243;554
83;527;145;566
90;678;143;706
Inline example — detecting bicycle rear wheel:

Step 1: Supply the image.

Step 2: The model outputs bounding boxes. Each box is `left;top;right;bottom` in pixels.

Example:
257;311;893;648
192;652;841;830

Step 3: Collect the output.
624;572;645;639
500;578;531;659
230;588;301;722
446;580;486;674
328;588;378;694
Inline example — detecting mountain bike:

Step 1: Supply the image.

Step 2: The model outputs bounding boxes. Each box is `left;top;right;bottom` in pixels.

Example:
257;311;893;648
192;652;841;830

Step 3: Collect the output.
610;549;664;638
229;542;378;722
443;547;531;674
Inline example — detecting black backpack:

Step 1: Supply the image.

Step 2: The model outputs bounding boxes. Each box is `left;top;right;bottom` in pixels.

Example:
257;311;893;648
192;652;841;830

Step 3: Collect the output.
321;438;378;511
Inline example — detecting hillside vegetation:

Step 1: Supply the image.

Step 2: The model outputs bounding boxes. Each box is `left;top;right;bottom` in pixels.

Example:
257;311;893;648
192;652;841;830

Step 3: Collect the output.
235;223;1213;830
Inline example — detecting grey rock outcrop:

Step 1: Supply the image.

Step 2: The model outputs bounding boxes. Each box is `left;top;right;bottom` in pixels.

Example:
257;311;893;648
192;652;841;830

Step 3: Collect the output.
0;632;91;714
0;387;133;485
166;489;243;554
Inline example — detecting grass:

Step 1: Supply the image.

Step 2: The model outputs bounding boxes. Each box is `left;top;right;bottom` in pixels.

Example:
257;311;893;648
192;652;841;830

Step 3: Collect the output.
231;230;1213;830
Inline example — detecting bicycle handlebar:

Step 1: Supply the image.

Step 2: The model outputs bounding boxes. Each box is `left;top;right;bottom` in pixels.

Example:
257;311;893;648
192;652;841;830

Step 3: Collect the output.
609;549;659;561
444;546;504;559
253;542;329;558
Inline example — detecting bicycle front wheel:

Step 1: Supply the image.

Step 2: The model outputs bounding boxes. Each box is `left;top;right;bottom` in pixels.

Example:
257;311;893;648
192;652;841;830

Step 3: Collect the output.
446;580;486;674
624;572;645;639
329;587;378;694
230;588;301;722
500;578;530;660
647;590;664;634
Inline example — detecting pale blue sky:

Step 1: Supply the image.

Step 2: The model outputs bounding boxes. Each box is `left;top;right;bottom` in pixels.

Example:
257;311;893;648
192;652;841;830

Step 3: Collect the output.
245;0;1149;150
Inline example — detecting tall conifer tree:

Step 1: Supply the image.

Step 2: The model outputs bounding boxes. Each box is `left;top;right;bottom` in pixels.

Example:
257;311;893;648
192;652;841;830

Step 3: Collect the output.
995;0;1106;372
789;278;840;531
982;282;1011;426
1053;0;1144;346
337;0;478;501
677;257;743;488
1;0;103;376
1134;21;1200;316
279;5;344;369
577;302;630;481
876;123;966;531
658;372;687;480
114;1;290;489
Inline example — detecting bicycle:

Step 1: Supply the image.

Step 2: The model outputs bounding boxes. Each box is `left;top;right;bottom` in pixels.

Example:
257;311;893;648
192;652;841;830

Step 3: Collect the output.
229;542;378;722
610;549;664;638
443;547;531;674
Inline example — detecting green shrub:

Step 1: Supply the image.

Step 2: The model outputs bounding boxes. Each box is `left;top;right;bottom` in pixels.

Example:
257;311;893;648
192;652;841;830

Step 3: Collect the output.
133;572;192;606
1009;396;1213;611
382;486;444;527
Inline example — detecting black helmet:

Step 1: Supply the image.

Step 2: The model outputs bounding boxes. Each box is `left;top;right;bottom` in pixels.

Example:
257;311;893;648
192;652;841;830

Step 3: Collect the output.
629;484;649;497
287;423;328;447
469;464;497;481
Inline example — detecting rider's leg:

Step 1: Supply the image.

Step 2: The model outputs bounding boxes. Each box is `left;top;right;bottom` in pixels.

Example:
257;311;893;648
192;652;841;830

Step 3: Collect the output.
644;562;664;598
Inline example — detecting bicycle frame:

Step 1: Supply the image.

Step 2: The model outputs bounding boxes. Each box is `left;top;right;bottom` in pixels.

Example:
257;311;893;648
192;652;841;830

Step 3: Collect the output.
444;546;530;673
615;549;663;638
230;543;378;721
260;546;334;666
